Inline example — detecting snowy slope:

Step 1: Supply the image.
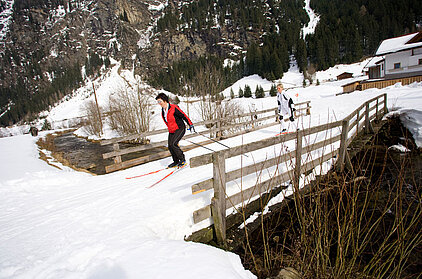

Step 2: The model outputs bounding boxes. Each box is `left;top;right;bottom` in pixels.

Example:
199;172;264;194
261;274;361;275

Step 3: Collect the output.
1;57;422;278
0;0;14;45
301;0;320;39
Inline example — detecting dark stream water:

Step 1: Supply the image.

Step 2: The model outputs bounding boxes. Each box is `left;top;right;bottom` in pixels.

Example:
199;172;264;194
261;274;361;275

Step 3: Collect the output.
53;132;167;175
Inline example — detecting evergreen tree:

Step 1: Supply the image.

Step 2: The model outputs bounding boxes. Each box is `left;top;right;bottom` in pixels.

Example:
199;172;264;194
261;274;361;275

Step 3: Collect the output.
230;88;235;99
269;84;277;97
255;85;264;98
238;87;244;98
295;38;307;73
244;85;252;98
42;119;52;130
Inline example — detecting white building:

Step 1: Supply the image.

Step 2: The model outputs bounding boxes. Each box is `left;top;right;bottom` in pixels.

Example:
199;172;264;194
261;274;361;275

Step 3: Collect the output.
365;32;422;80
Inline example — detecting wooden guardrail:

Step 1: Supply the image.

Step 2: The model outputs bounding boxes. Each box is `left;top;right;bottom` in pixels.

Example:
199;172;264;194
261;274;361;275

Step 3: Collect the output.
189;94;387;244
100;100;311;173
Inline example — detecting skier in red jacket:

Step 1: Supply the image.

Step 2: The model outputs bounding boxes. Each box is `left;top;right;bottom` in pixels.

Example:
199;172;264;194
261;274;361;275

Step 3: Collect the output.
156;93;194;168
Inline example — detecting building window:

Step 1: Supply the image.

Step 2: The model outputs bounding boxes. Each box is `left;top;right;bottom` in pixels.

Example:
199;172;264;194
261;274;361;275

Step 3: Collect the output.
419;59;422;65
394;63;401;69
413;47;422;56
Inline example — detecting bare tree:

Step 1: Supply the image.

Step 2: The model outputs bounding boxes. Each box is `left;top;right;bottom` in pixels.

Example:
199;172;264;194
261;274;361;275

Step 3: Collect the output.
108;85;151;141
189;63;245;137
82;100;103;137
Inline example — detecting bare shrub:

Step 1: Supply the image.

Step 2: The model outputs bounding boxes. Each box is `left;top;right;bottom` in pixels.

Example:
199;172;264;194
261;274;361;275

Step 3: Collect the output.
198;98;244;137
107;86;151;141
239;120;422;279
82;100;103;137
191;62;246;137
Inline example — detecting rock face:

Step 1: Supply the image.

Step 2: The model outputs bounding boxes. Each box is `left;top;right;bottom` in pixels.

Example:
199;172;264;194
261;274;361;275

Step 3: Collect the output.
0;0;161;88
0;0;253;123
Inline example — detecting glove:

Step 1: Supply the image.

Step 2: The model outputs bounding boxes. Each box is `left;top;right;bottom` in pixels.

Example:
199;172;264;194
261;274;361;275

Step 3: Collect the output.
289;116;294;122
188;124;195;132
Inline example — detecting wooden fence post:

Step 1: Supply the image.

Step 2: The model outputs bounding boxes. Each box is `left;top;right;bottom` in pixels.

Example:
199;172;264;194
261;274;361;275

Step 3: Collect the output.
306;101;311;115
376;98;379;120
337;119;349;172
356;109;360;135
365;102;374;134
383;94;388;115
294;130;303;190
113;143;122;164
211;150;227;245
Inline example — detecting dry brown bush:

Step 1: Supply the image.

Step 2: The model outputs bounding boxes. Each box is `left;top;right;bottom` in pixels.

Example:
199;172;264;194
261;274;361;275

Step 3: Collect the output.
107;86;151;141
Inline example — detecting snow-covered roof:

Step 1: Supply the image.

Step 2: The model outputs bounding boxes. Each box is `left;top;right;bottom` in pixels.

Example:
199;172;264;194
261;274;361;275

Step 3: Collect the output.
363;56;385;69
376;32;422;56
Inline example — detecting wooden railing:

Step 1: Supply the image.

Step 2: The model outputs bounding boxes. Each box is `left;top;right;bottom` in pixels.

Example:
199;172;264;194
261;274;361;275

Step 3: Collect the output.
100;101;311;173
360;75;422;91
189;94;387;244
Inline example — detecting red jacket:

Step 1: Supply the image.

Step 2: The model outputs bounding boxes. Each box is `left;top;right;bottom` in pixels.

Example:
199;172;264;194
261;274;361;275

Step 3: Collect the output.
161;104;193;133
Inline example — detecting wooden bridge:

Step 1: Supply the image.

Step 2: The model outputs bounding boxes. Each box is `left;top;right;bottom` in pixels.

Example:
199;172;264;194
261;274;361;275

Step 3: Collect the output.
100;101;311;173
99;94;387;245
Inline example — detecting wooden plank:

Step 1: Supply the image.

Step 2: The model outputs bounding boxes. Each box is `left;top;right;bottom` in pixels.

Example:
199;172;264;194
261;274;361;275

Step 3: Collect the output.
106;149;171;173
192;150;339;224
103;139;168;159
211;151;227;244
103;128;221;159
105;141;204;173
226;150;296;182
348;118;358;133
301;121;342;137
295;101;311;107
193;169;295;224
101;118;223;146
193;205;211;224
191;133;341;194
383;94;388;114
294;130;303;189
190;121;342;168
101;102;310;146
304;134;341;154
337;119;349;172
302;149;338;174
113;143;122;164
192;179;213;194
226;169;295;209
102;101;314;165
101;128;168;145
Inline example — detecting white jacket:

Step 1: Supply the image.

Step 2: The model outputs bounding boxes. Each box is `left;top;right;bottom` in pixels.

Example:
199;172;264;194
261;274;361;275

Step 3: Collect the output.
277;91;292;117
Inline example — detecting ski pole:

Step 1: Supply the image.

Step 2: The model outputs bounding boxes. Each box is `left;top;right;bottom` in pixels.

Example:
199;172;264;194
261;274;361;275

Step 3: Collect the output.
194;131;231;149
194;131;249;157
184;139;215;153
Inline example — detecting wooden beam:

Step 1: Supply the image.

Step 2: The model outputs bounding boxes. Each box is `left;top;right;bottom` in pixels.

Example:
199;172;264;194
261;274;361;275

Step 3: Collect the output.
294;130;303;190
336;119;349;172
211;151;227;245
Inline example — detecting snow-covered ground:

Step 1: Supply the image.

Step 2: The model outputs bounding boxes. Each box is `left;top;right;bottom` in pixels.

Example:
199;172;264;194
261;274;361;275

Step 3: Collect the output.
1;55;422;278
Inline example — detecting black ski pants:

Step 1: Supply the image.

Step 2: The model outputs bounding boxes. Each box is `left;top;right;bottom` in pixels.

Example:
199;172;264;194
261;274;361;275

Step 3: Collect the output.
168;127;185;163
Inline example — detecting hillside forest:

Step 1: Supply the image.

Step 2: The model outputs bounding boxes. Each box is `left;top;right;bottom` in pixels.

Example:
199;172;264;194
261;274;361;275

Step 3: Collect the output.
0;0;421;126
